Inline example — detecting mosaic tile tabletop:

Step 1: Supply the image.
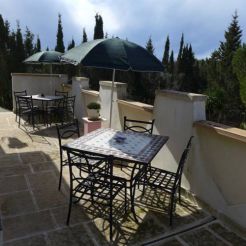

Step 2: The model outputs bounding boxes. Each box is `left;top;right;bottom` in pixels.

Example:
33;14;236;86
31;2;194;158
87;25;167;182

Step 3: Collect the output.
63;128;169;164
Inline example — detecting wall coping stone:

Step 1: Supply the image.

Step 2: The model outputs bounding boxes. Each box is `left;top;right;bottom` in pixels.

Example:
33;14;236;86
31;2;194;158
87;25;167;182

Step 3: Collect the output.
117;99;153;113
73;77;89;81
99;81;127;88
158;89;207;102
11;73;62;77
81;89;99;97
194;120;246;143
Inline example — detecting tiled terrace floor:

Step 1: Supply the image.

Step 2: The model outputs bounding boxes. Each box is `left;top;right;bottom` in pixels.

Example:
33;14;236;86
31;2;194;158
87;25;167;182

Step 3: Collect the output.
0;112;245;245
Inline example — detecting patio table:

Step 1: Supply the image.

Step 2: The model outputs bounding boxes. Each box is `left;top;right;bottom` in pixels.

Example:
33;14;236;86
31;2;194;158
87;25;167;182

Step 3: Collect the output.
25;94;64;125
62;128;169;219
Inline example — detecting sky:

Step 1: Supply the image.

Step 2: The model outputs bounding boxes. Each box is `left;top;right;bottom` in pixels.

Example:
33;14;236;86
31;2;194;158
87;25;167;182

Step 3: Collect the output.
0;0;245;60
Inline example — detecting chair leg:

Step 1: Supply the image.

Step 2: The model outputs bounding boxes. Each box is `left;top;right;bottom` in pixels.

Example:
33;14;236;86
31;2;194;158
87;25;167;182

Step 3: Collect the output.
169;193;175;226
18;113;21;128
66;186;73;225
124;184;127;214
109;197;113;242
178;182;182;204
58;163;63;190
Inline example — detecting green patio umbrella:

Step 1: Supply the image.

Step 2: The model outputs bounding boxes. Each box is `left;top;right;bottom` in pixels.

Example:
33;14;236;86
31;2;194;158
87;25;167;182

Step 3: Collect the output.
60;38;164;127
23;51;63;93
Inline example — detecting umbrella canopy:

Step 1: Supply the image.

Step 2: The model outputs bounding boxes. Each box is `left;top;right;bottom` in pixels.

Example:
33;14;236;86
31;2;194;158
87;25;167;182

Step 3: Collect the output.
60;38;164;72
61;38;164;127
23;51;63;64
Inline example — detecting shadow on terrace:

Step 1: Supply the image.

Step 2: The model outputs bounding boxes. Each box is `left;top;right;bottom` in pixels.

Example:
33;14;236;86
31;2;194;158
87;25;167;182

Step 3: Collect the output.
0;112;245;246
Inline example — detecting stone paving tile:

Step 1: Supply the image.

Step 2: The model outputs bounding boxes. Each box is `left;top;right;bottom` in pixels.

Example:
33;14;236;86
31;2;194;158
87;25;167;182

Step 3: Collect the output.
46;228;80;246
0;154;22;167
27;172;58;191
47;225;95;246
32;187;67;210
209;222;246;245
0;175;27;194
2;210;56;241
0;191;35;217
154;237;184;246
31;161;58;173
0;165;31;177
3;234;48;246
180;228;228;246
19;151;49;164
51;205;91;227
69;224;95;245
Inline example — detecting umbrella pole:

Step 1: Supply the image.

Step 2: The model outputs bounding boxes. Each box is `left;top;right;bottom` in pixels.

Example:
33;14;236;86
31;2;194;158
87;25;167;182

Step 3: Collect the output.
109;69;116;128
50;64;53;93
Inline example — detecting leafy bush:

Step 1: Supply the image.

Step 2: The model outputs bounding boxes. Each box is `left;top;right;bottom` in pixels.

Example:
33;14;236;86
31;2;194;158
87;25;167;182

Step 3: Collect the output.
87;102;101;110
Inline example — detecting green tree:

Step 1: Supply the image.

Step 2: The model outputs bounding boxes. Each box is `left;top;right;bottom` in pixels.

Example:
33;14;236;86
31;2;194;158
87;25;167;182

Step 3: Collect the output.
0;14;7;51
93;14;104;39
162;35;170;67
82;28;88;43
168;50;174;74
15;22;25;71
24;26;34;57
55;14;65;52
146;36;154;54
177;33;184;72
34;35;41;52
215;11;243;122
67;38;75;50
232;45;246;106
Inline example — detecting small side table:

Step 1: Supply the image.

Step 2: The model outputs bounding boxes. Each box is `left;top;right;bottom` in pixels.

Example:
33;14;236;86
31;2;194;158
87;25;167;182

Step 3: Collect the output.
82;117;106;134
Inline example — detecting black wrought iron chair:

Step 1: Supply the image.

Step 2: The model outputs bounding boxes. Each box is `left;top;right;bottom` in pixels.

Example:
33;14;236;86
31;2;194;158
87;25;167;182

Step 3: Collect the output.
64;96;76;122
139;136;193;226
55;90;68;97
16;95;41;129
14;90;27;122
66;149;127;242
56;119;80;190
123;116;155;134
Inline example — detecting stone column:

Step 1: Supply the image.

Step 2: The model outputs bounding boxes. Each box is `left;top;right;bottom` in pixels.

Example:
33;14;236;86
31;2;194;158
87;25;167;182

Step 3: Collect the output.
71;77;89;122
99;81;127;129
152;90;207;189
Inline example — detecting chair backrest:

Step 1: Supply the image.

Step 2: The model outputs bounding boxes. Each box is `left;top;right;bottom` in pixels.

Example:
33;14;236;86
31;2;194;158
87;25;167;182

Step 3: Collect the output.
14;90;27;107
65;96;76;117
16;95;33;111
66;149;112;178
174;136;194;190
55;90;68;98
123;116;155;134
56;118;80;148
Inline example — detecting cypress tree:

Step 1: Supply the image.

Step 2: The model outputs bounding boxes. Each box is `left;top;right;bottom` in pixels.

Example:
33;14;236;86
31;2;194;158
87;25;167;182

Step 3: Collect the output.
55;14;65;52
146;36;154;54
177;33;184;72
162;35;170;67
169;50;174;74
216;11;243;120
104;32;108;39
34;35;41;52
24;26;34;57
93;14;104;39
15;22;25;70
67;38;75;50
0;15;7;51
219;12;242;80
46;46;49;51
82;28;88;43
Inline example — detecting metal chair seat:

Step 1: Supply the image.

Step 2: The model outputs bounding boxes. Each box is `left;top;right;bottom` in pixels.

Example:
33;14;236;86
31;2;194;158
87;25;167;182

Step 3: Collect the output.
73;172;126;202
138;136;194;226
